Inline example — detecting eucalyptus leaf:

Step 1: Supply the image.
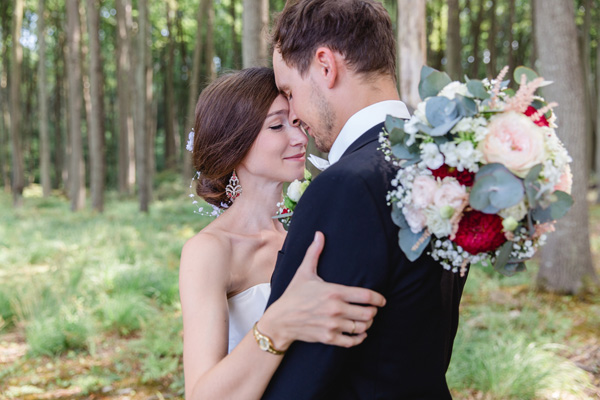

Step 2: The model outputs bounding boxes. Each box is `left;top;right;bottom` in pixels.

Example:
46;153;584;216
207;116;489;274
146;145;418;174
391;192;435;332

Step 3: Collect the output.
454;94;478;117
391;202;405;228
498;262;527;277
400;156;422;167
385;115;406;145
493;241;514;274
426;97;458;127
531;191;574;223
418;67;452;99
391;143;418;160
513;66;539;84
466;80;490;99
469;163;524;214
429;116;462;136
398;228;430;262
524;164;543;208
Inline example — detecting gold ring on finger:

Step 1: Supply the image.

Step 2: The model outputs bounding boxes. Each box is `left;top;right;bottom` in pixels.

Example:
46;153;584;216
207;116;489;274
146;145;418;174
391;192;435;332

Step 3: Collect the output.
351;320;356;335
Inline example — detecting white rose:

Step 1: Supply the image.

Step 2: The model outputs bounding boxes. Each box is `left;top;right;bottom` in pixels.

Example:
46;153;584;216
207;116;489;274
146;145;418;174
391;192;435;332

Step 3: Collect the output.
438;81;472;100
286;180;303;202
433;178;468;209
412;175;438;209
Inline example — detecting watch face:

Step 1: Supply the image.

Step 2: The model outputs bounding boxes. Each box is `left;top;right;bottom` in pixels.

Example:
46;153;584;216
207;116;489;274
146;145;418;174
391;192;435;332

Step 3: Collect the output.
259;337;270;351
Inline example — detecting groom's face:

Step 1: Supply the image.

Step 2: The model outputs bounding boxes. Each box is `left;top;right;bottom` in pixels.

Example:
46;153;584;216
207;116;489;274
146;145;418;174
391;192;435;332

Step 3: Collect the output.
273;50;337;152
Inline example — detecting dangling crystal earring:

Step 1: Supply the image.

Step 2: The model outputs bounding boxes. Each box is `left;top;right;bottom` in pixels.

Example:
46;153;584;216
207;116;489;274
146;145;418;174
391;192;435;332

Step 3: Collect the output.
226;170;242;201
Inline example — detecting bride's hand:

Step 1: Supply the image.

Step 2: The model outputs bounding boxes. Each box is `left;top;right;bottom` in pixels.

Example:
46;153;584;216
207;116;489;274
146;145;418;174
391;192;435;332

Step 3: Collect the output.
258;232;386;351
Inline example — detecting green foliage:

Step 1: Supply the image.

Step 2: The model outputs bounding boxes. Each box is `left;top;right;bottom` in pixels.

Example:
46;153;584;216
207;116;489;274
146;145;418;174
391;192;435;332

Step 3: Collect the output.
26;306;93;356
96;293;157;336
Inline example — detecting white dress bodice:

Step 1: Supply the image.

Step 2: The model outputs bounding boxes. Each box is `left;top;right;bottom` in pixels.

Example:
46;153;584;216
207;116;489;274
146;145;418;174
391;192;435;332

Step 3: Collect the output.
227;283;271;353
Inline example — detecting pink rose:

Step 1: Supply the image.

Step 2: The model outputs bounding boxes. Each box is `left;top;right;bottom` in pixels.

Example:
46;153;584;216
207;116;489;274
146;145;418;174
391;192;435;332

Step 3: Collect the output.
412;175;438;209
402;204;427;233
433;178;468;209
480;112;546;178
554;164;572;194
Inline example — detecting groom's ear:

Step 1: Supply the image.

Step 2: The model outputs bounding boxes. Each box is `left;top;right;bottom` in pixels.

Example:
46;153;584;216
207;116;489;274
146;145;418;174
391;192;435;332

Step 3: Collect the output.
314;47;337;90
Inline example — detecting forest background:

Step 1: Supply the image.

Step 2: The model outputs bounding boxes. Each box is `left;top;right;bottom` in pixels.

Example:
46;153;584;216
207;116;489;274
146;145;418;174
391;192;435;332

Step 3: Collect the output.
0;0;599;399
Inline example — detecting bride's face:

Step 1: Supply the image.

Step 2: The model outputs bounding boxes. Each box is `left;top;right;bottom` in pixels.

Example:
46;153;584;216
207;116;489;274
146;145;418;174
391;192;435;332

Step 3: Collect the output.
239;95;308;183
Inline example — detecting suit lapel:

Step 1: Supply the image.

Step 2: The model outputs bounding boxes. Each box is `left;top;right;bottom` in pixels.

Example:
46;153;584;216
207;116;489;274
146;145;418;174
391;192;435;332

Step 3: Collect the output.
338;122;385;161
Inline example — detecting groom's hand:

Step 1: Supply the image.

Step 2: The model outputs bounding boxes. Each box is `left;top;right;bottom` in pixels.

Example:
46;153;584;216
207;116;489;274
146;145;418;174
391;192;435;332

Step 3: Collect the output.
259;232;386;350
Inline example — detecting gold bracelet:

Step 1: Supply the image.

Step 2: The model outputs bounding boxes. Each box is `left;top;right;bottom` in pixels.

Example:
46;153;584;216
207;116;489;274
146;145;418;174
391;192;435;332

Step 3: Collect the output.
252;321;286;355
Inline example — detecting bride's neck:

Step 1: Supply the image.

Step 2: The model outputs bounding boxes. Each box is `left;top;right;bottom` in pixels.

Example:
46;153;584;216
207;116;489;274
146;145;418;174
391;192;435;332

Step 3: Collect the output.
223;180;284;232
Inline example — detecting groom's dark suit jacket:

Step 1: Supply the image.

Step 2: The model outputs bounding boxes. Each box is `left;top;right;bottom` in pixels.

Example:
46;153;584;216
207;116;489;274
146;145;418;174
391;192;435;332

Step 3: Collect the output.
263;123;467;400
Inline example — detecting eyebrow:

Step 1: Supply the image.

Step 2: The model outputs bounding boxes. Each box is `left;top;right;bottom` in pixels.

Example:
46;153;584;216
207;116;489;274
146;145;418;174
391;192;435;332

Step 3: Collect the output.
266;109;288;118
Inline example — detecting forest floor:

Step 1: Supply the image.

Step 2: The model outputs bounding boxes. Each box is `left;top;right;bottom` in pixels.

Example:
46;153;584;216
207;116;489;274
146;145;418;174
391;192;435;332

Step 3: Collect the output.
0;185;599;400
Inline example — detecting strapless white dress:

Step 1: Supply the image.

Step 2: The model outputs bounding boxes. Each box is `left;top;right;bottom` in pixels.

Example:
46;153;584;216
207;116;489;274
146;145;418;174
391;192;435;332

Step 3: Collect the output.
227;283;271;353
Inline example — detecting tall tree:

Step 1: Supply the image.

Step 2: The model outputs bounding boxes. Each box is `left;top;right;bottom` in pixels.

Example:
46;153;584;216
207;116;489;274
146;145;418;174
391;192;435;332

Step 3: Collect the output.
0;2;11;192
52;13;67;191
242;0;268;67
470;0;485;77
86;0;105;211
38;0;51;197
116;0;135;194
486;0;497;76
506;0;516;73
534;0;598;293
135;0;150;212
397;0;426;110
230;0;241;69
446;0;461;79
66;0;86;211
183;0;209;182
9;0;25;207
205;0;216;81
164;0;177;170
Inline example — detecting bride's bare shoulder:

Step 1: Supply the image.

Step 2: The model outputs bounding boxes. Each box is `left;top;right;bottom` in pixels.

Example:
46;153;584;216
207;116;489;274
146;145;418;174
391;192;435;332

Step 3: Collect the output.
179;227;232;286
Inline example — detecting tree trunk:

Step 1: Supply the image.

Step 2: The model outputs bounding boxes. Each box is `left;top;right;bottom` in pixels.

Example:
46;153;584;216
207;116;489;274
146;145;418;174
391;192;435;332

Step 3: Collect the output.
534;0;598;294
0;2;11;192
9;0;25;206
37;0;51;197
53;19;67;191
145;6;154;204
116;0;135;195
486;0;497;77
66;0;86;211
397;0;426;110
596;1;600;197
581;0;596;178
135;0;149;212
242;0;268;68
205;0;216;82
86;0;105;212
445;0;461;80
183;0;209;182
470;0;485;77
164;0;177;170
506;0;516;74
230;0;241;69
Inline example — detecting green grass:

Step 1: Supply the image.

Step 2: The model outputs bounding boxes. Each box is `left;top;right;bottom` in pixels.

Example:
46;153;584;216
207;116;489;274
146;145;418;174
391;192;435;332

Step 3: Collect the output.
0;185;597;399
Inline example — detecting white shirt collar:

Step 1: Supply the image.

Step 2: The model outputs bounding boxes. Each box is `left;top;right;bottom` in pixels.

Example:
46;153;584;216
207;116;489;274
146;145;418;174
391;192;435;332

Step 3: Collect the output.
327;100;410;165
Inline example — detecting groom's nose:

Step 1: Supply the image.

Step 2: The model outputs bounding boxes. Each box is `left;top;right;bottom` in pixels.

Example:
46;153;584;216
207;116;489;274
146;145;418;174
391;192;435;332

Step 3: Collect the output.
288;104;300;127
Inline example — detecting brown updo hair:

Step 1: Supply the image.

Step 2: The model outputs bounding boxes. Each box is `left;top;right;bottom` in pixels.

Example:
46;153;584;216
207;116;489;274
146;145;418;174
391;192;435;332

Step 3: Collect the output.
192;67;279;207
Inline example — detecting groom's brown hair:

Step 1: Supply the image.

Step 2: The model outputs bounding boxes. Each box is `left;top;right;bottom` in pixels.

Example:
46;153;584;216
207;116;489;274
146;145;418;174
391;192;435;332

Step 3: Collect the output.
271;0;396;80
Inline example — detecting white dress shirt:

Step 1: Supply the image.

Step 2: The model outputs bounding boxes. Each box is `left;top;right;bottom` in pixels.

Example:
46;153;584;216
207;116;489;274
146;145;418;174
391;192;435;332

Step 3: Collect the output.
327;100;410;165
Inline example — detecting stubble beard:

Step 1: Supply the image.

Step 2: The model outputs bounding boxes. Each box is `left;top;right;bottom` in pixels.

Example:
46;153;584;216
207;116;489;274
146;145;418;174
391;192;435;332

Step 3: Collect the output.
311;84;336;153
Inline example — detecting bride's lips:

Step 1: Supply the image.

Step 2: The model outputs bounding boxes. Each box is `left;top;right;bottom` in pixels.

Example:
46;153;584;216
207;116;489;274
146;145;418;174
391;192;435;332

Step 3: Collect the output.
284;152;306;162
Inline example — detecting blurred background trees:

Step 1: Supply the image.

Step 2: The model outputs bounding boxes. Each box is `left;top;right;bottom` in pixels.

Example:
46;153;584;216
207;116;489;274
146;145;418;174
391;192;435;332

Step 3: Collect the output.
0;0;598;294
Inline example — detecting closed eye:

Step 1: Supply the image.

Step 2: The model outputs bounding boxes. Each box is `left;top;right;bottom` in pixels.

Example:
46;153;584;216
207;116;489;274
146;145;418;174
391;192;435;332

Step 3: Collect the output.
269;124;284;131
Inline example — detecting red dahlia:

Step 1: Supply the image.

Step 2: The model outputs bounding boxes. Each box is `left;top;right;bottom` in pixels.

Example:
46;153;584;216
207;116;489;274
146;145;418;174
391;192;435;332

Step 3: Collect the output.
451;210;507;255
431;164;475;187
524;105;550;127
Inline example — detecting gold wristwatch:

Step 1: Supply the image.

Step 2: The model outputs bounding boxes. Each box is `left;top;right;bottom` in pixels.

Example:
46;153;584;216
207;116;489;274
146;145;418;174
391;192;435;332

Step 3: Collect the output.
252;322;286;355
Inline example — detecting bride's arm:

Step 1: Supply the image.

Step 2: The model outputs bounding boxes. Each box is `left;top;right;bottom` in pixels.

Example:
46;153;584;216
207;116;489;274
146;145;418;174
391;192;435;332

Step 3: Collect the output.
180;232;386;400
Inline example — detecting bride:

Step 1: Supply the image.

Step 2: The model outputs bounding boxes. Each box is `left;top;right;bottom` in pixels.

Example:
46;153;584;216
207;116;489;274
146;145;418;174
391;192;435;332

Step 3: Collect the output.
179;67;386;399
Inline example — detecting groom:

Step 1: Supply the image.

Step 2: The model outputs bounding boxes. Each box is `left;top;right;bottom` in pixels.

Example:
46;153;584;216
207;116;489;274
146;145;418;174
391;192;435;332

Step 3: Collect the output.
264;0;467;398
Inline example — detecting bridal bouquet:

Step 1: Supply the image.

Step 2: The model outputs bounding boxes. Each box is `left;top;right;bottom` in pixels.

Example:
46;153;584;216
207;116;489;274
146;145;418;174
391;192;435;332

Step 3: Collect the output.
379;66;573;276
